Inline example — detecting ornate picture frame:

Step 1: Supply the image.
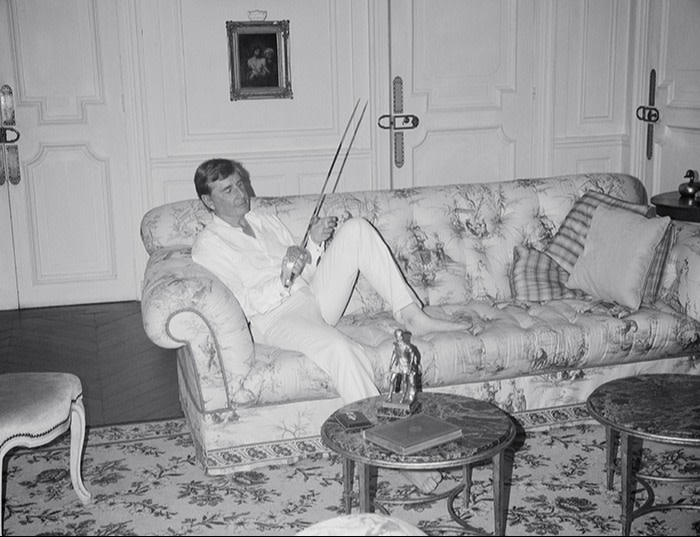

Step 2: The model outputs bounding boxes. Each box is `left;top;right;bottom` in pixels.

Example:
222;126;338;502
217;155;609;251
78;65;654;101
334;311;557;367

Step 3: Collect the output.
226;20;293;101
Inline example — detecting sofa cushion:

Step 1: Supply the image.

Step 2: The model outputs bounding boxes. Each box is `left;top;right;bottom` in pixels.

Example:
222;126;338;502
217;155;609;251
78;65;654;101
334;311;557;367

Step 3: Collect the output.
544;191;650;272
565;206;671;309
544;191;673;306
230;297;700;407
509;245;582;302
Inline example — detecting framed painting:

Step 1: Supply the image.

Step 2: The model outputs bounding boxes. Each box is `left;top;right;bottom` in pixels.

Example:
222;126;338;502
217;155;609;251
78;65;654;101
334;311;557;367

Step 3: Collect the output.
226;20;293;101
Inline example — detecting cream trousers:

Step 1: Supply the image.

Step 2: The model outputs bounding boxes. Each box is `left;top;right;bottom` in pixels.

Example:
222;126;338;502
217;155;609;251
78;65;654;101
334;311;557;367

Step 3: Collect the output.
250;217;416;403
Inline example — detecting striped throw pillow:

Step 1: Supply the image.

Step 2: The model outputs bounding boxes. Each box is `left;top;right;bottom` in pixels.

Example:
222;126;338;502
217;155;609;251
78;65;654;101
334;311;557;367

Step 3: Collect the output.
510;245;583;302
639;224;676;303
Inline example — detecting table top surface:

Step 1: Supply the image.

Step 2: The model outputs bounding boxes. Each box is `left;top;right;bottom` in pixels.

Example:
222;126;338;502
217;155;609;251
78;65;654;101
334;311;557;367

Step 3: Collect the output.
650;192;700;222
321;392;516;470
586;374;700;446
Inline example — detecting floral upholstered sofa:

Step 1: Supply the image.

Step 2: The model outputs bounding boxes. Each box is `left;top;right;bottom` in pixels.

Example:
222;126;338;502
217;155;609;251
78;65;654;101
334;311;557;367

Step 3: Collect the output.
140;173;700;475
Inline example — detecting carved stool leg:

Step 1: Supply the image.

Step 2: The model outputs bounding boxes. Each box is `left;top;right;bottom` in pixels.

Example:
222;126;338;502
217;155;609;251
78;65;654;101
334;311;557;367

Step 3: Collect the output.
69;397;92;505
1;445;9;536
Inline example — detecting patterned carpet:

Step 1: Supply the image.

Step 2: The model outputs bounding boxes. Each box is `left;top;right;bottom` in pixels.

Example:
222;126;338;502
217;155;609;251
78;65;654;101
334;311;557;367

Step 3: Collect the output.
2;405;699;536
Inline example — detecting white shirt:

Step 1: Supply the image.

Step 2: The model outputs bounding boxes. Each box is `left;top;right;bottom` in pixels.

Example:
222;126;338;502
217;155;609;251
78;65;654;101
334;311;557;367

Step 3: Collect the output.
192;211;324;319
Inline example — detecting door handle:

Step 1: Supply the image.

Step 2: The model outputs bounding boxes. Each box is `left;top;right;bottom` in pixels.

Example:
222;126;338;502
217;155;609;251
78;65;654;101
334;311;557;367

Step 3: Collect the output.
377;76;421;168
0;84;21;186
636;69;658;160
377;114;420;130
0;126;20;144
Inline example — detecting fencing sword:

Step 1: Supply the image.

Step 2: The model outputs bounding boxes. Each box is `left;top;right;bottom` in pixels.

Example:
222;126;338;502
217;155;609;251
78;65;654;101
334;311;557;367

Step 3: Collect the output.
283;99;368;287
300;99;367;248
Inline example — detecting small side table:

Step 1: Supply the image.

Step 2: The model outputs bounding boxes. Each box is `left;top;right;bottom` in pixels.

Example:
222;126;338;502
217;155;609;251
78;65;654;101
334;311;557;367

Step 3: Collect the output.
586;374;700;536
321;392;516;536
650;192;700;222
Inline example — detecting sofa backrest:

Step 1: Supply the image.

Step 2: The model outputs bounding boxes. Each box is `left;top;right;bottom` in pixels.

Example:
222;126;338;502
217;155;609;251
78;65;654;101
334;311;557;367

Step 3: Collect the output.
141;173;646;309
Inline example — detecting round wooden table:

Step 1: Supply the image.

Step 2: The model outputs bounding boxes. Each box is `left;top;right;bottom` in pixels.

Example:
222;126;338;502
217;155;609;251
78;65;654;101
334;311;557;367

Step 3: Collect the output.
321;391;516;535
650;191;700;222
586;374;700;535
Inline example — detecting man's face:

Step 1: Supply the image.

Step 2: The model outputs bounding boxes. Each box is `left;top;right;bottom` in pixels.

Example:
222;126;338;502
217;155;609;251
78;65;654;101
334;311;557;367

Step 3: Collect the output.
202;171;250;223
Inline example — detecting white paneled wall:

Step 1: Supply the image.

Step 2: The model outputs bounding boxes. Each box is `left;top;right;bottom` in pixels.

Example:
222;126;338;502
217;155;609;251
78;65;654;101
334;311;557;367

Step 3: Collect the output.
137;0;373;207
9;0;693;307
551;0;633;175
135;0;638;208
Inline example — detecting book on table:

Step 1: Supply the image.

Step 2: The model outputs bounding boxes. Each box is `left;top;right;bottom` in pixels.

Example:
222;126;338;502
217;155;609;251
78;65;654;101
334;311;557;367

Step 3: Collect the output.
362;413;463;455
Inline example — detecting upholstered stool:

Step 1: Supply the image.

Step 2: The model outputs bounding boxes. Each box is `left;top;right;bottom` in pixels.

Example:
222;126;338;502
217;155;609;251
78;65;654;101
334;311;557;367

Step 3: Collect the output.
297;513;426;536
0;372;92;535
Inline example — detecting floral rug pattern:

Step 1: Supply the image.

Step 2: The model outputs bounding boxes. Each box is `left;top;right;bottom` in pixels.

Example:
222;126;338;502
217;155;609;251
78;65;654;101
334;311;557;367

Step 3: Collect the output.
3;413;699;536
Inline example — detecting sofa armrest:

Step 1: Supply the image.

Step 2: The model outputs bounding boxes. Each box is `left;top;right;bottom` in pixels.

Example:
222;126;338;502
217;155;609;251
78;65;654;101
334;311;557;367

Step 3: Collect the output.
141;247;256;409
662;222;700;323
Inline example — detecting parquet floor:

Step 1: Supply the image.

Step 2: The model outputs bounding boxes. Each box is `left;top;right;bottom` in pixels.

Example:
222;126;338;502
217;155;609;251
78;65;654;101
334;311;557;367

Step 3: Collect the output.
0;301;183;427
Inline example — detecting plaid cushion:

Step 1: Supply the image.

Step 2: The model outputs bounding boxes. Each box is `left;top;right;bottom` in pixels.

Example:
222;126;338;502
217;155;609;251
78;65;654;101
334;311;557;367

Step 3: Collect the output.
545;191;649;272
639;224;676;304
510;245;583;302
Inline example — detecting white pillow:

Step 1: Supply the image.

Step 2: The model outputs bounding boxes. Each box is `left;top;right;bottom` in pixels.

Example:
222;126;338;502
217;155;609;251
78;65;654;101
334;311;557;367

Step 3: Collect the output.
565;205;671;309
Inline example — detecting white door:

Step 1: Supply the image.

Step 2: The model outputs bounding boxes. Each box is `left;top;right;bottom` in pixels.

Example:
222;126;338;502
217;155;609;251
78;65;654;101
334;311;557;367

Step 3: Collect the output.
378;0;536;190
0;0;136;310
633;0;700;195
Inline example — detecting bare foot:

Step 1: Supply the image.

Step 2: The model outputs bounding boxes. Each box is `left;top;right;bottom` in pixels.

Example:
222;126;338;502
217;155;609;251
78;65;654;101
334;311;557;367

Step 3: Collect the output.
396;303;474;336
402;470;442;494
470;318;487;335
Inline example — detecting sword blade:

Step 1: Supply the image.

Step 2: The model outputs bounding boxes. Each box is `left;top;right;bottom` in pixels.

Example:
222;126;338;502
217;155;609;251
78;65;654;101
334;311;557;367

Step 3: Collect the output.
301;99;365;248
328;101;368;199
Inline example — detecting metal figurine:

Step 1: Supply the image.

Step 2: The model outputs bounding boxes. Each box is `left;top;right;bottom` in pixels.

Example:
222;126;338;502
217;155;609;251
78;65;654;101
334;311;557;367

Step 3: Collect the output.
383;329;421;415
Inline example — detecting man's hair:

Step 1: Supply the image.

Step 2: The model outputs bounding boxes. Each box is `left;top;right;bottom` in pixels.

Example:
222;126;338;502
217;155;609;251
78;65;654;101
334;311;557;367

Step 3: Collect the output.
194;158;244;200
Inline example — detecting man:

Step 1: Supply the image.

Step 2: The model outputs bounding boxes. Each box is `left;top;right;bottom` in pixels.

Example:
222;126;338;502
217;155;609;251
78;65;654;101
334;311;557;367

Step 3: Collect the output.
191;158;472;492
247;46;270;86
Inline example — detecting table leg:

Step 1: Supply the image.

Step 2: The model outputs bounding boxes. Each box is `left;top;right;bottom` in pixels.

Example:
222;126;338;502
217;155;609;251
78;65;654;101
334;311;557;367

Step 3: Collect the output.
493;449;507;536
606;426;619;491
620;432;635;536
463;463;472;510
342;457;354;514
357;462;372;513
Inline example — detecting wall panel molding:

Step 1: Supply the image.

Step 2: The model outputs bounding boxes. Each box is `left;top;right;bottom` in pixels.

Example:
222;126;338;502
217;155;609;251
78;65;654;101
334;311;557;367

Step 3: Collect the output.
413;126;515;186
412;0;517;111
25;144;116;282
578;0;616;123
10;0;104;124
142;0;365;158
149;147;373;206
553;134;629;148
